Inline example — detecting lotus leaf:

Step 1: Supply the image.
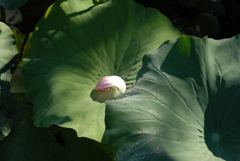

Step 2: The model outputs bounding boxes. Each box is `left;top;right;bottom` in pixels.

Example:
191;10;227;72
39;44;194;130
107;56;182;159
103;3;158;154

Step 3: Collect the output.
21;0;180;141
0;22;18;141
105;35;240;160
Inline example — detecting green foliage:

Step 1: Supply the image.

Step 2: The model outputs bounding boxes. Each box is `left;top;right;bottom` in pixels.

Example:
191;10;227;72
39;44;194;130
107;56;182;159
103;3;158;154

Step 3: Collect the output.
105;35;240;161
21;0;180;142
0;22;18;85
0;22;113;159
93;0;109;4
0;94;114;161
0;0;27;10
2;0;239;159
0;111;11;141
0;22;18;141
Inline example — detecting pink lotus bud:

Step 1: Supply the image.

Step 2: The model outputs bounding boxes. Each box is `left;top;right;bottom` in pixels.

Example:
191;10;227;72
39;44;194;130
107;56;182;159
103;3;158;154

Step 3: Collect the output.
94;76;126;93
90;76;126;103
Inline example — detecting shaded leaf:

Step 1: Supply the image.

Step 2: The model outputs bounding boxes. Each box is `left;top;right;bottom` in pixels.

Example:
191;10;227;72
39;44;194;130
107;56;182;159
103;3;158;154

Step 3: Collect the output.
0;111;11;141
0;94;114;161
105;35;240;161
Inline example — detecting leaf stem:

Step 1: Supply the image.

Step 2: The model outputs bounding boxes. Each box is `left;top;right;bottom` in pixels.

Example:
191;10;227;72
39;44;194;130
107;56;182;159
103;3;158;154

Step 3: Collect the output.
19;32;30;62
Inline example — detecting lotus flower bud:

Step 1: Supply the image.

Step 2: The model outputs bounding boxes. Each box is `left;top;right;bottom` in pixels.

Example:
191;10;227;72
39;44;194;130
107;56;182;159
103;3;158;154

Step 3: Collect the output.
94;76;126;93
90;76;126;103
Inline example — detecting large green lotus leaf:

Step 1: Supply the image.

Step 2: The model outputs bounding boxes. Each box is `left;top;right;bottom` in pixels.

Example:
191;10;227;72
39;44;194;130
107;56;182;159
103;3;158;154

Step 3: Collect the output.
0;94;113;161
105;35;240;160
0;22;18;141
21;0;180;142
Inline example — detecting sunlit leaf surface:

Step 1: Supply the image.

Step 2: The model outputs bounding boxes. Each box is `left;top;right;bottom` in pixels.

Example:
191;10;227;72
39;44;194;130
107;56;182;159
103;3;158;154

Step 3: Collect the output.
21;0;180;141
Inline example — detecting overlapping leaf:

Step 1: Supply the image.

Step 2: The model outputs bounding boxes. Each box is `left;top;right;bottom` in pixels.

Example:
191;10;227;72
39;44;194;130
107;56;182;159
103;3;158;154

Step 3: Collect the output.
21;0;180;141
0;94;113;161
0;22;18;141
0;22;18;86
105;35;240;160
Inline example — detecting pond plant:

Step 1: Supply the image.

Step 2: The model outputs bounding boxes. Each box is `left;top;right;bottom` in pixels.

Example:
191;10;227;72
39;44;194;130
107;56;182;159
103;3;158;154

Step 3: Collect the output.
0;0;240;160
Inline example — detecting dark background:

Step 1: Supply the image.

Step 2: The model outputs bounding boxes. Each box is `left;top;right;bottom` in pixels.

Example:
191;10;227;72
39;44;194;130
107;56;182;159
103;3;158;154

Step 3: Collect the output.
16;0;240;39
